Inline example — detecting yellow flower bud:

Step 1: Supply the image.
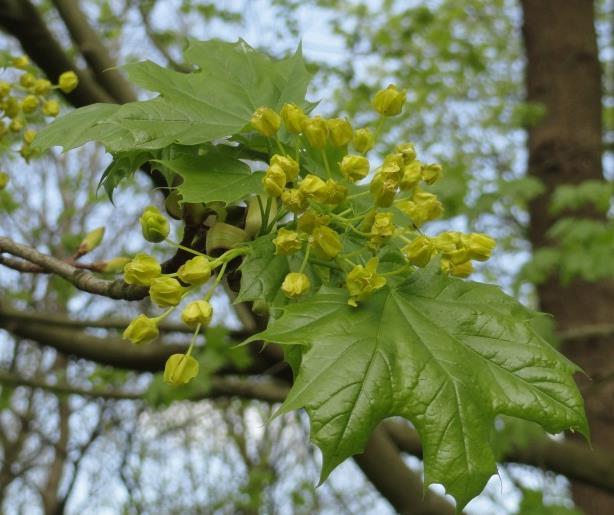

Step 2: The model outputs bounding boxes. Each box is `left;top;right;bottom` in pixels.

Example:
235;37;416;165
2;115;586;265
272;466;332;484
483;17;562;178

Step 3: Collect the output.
441;258;473;278
327;118;353;147
9;118;24;132
383;152;405;170
399;161;423;191
422;163;443;185
346;257;386;306
352;128;375;153
123;253;161;286
370;212;394;238
23;129;37;144
3;97;20;119
42;99;60;117
33;79;52;95
12;55;30;69
432;232;461;254
0;82;11;98
466;233;496;261
311;225;342;259
273;228;302;255
0;172;9;190
123;314;159;344
177;255;212;285
182;300;213;328
251;106;281;137
100;256;131;273
78;227;105;255
397;190;443;227
395;143;417;164
19;144;32;160
372;84;406;117
281;188;307;213
21;143;33;156
164;354;199;386
299;174;329;203
297;210;329;234
58;71;79;93
262;164;287;197
302;116;328;149
432;232;468;264
403;236;434;267
19;73;35;88
378;163;403;186
149;277;186;307
340;154;370;182
140;205;170;243
281;103;308;133
324;179;348;205
271;154;299;182
21;95;39;114
281;272;311;298
370;173;397;207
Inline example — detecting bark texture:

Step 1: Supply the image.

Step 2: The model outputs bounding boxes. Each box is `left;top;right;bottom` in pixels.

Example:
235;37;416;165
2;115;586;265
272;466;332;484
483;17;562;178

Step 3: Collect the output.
520;1;614;512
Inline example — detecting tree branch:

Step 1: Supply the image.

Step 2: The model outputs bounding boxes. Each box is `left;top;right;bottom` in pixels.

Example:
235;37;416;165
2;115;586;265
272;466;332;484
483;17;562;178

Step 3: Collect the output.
0;236;148;301
0;369;290;404
354;426;456;515
51;0;136;103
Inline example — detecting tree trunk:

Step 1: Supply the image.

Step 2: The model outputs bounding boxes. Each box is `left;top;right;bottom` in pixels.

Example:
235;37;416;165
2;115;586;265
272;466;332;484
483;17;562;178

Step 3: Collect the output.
520;0;614;512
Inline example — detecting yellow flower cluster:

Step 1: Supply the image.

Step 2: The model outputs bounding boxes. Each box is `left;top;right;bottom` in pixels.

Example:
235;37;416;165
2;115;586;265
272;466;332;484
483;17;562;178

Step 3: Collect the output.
121;83;496;387
121;205;249;387
0;56;78;160
249;83;496;306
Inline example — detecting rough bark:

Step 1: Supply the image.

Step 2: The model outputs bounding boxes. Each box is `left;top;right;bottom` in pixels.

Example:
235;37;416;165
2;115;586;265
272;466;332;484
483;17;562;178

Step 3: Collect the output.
520;0;614;512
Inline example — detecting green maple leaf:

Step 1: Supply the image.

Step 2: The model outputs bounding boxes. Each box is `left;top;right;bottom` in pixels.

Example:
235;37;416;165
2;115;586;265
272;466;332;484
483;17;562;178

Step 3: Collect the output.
155;148;264;204
236;234;292;304
244;267;587;509
34;40;312;154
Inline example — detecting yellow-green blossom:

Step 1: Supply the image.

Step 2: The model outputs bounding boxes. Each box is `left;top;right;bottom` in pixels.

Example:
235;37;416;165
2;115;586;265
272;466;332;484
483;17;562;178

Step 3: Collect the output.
58;71;79;93
271;154;299;182
164;354;199;386
149;277;185;307
403;236;434;267
302;116;328;148
340;155;370;182
251;106;281;137
281;103;308;133
372;84;406;116
327;118;353;147
281;188;307;213
262;164;287;197
177;255;212;285
281;272;311;298
123;315;159;344
140;205;170;242
311;225;342;259
273;228;302;255
346;258;387;306
352;128;375;153
182;300;213;328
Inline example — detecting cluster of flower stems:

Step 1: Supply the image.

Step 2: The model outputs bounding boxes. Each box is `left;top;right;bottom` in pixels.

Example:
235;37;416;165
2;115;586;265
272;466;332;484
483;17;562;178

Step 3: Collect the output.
120;83;495;387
